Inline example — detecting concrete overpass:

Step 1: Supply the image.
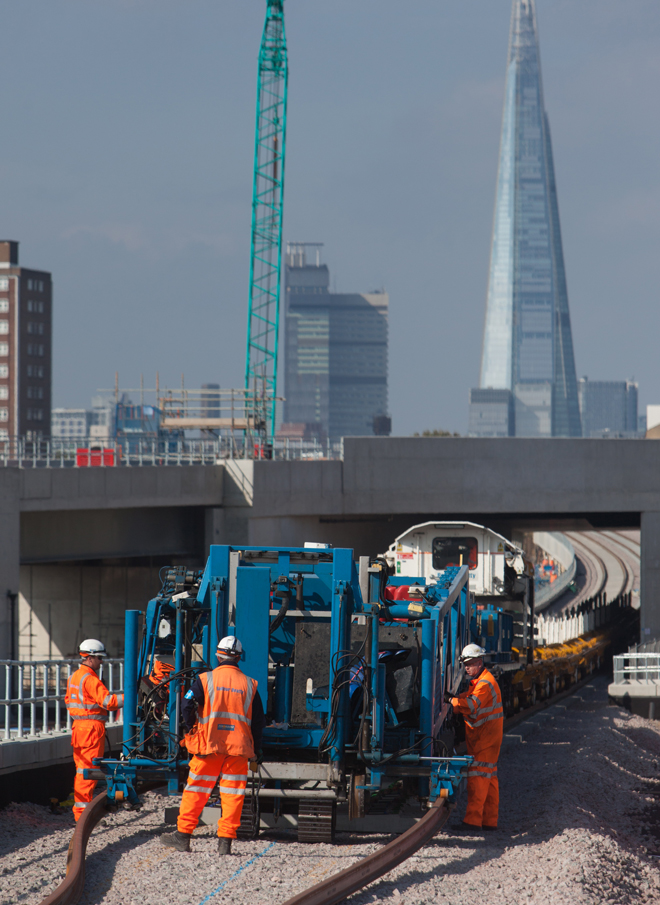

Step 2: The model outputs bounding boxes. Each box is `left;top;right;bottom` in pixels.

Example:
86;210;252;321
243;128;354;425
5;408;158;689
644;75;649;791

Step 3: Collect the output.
1;437;659;658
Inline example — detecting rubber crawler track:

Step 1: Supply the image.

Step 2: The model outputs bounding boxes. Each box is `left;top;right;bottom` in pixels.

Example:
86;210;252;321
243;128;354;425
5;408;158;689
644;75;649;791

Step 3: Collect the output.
39;789;108;905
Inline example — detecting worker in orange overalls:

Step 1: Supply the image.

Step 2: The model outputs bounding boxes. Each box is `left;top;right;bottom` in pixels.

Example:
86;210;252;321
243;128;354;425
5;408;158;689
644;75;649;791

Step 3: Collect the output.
64;639;124;821
448;643;503;833
160;635;266;854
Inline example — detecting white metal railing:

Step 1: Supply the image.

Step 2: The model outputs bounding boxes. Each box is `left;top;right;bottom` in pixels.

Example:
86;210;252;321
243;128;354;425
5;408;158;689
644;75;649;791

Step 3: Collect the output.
612;653;660;685
1;659;123;741
0;437;344;467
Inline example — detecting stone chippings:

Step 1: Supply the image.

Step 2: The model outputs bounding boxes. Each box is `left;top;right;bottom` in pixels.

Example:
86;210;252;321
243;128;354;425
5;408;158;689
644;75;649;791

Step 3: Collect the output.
2;677;660;905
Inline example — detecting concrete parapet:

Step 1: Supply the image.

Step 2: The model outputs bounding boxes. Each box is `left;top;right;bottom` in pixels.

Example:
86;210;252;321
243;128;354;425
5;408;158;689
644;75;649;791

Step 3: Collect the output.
0;724;123;775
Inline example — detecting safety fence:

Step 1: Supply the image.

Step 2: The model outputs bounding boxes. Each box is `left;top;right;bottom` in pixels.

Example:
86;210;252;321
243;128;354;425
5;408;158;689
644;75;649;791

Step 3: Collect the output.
536;591;633;646
0;436;344;468
612;653;660;686
0;659;123;741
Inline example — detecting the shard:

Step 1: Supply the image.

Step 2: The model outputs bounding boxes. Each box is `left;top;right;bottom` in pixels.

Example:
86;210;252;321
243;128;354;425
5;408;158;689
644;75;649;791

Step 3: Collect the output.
477;0;581;437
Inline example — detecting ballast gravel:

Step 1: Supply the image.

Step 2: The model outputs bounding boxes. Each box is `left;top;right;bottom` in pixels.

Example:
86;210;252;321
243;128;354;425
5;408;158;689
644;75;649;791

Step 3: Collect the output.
2;676;660;905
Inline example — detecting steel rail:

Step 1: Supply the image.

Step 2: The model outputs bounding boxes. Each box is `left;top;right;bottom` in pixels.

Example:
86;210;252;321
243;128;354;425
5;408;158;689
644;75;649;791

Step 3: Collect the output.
39;790;108;905
561;534;608;611
278;800;452;905
598;531;639;594
574;532;632;599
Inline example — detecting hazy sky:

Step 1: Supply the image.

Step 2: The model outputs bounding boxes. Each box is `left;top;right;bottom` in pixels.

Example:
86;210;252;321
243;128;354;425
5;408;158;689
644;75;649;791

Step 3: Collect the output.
2;1;659;434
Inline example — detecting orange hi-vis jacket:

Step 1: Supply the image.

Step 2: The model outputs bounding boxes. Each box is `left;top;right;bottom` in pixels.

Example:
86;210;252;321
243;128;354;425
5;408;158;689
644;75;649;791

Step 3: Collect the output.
452;668;503;753
184;663;257;759
65;664;124;723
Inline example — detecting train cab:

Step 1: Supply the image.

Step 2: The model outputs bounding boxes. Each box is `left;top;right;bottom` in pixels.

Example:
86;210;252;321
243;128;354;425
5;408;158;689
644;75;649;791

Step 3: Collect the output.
382;521;527;599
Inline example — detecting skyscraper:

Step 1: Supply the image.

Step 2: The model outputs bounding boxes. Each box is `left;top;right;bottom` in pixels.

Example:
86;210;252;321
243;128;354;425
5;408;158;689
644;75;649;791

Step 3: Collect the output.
578;379;639;438
282;243;389;443
475;0;581;437
0;241;52;442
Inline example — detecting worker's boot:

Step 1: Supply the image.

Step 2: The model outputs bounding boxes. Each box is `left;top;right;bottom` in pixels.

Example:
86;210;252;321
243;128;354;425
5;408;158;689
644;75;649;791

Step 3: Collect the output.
160;830;192;852
217;837;232;855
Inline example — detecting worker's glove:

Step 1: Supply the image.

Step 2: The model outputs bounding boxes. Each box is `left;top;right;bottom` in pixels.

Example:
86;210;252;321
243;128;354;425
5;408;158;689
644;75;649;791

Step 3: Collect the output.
249;749;264;772
443;691;454;704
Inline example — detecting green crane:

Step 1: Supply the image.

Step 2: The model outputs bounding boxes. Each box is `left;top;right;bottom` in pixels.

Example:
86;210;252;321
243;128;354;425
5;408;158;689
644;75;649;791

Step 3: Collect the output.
245;0;288;443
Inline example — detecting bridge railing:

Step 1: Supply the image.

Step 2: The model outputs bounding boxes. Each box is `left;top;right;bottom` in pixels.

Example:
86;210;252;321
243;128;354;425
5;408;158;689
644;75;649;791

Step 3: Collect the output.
612;652;660;685
0;436;344;467
1;659;124;741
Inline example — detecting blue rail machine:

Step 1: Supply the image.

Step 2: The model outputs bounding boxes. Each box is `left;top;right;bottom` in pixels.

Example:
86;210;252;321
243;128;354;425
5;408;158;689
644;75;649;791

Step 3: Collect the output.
90;545;501;839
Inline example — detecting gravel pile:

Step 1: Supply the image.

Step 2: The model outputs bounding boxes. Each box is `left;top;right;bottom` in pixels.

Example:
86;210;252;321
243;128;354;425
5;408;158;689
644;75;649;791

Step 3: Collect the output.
2;676;660;905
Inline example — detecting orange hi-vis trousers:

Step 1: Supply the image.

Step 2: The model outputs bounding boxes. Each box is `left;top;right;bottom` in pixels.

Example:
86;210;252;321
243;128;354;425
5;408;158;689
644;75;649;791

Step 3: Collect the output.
72;721;106;821
463;746;499;828
178;753;248;838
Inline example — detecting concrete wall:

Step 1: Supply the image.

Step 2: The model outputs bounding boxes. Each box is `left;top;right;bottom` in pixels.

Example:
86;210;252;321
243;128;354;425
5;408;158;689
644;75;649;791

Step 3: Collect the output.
20;463;223;512
21;506;205;563
18;563;166;659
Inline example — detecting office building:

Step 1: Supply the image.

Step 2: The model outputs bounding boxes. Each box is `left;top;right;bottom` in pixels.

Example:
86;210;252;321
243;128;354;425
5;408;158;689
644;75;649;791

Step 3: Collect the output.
0;241;52;441
283;243;389;442
474;0;581;438
578;379;638;438
51;408;90;440
468;388;514;437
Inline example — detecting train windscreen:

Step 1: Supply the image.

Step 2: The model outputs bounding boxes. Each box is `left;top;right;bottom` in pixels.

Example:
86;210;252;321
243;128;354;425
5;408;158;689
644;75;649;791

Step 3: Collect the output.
432;536;478;570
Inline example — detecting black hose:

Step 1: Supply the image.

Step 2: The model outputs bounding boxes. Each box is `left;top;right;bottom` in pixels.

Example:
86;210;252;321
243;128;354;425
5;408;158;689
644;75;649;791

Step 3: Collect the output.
269;589;292;635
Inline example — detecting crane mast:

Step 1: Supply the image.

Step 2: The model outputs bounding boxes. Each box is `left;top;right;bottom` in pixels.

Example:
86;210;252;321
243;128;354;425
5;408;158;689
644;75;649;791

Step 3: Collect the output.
245;0;288;443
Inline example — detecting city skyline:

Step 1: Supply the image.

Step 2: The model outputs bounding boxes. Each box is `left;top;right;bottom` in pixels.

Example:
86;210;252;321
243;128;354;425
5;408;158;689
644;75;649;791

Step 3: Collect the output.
0;2;656;435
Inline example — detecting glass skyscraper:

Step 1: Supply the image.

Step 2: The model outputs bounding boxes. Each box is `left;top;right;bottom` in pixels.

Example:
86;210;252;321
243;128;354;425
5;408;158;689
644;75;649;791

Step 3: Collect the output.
477;0;581;437
282;243;389;443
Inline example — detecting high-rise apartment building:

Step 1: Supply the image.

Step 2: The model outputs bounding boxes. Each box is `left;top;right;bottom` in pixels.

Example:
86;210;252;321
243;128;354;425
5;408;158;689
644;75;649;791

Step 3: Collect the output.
578;379;639;438
473;0;581;438
282;243;388;442
0;241;52;441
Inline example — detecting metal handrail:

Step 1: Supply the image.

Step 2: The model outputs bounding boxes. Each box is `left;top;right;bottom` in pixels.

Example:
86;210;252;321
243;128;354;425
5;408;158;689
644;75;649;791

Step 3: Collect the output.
0;436;343;467
0;659;124;741
613;653;660;685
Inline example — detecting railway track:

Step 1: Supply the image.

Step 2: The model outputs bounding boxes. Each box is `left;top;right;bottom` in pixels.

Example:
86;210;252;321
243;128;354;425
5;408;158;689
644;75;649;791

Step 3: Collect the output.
38;672;609;905
547;530;639;616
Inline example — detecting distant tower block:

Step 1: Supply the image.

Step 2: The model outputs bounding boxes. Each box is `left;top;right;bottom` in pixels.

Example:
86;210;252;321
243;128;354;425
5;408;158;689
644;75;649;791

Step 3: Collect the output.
0;241;52;442
477;0;581;437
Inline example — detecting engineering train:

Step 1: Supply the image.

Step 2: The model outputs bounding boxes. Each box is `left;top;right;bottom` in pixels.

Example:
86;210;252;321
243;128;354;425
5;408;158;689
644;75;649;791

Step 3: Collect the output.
383;521;614;712
87;525;628;841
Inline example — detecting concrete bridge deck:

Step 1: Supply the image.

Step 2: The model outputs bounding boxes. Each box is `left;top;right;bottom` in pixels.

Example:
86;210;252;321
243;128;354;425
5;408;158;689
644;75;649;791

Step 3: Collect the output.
1;436;659;659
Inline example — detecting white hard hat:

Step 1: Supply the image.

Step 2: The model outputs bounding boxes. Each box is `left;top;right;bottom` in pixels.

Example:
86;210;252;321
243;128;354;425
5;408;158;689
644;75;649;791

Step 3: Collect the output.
217;636;243;656
460;643;486;662
79;639;108;658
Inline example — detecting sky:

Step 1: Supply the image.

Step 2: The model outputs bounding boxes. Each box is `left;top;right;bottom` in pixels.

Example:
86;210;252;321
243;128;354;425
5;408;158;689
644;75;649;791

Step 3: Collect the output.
1;0;659;435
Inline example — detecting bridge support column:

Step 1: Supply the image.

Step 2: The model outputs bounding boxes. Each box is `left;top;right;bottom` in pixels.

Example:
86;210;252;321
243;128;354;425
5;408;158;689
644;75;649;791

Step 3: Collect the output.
204;507;249;553
641;511;660;642
0;470;20;667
